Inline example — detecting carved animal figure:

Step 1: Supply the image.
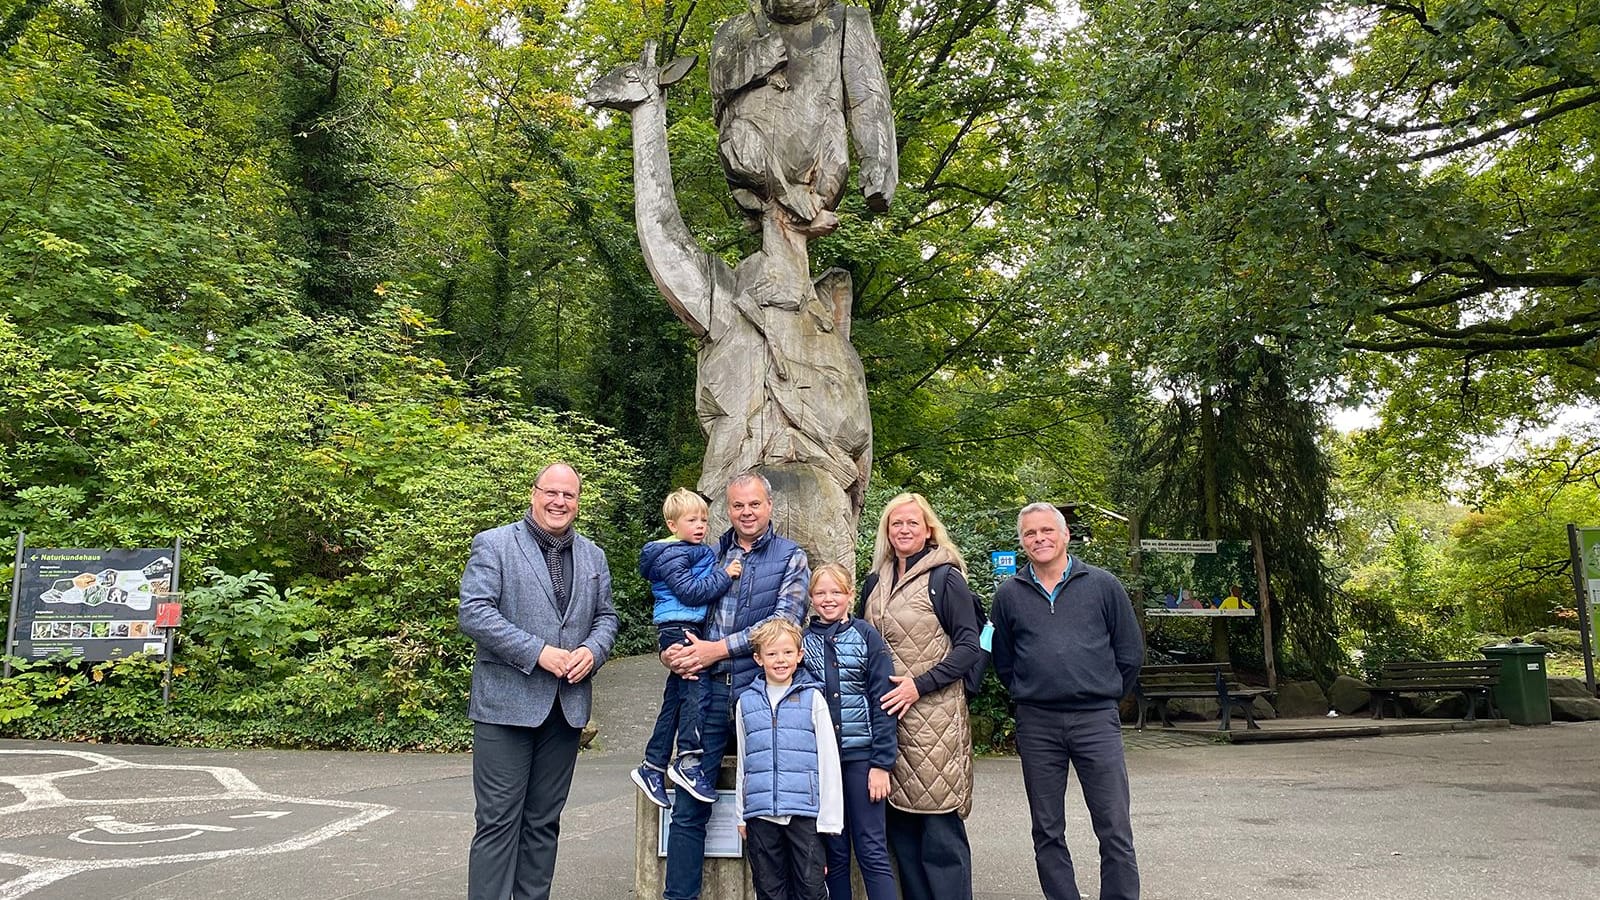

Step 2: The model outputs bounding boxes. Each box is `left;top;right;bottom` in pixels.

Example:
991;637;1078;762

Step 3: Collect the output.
710;0;896;234
588;35;891;570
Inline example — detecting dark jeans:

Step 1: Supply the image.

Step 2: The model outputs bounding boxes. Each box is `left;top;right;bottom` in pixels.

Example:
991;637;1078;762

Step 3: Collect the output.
663;673;734;900
645;624;704;769
1015;705;1139;900
885;807;972;900
746;816;827;900
823;760;896;900
466;714;582;900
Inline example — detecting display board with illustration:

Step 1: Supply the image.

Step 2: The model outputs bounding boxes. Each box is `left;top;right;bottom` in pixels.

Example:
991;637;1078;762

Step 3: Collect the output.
1581;528;1600;606
6;544;181;661
1138;540;1259;617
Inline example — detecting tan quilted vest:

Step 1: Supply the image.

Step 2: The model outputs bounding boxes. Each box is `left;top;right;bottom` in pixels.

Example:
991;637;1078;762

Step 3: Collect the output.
863;545;973;817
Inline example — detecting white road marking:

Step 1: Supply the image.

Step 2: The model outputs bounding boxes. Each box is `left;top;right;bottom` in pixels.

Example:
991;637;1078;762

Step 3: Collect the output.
0;749;395;899
69;828;214;845
229;811;291;820
68;815;237;845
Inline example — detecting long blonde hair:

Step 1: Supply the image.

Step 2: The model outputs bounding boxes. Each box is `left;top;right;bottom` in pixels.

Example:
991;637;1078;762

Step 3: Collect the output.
869;492;968;577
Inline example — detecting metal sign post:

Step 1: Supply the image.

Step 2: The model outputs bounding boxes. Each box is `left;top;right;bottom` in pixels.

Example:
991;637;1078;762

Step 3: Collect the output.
155;592;184;705
1569;524;1597;697
4;532;24;678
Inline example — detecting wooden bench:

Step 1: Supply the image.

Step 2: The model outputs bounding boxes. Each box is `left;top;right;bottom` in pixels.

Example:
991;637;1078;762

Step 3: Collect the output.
1368;659;1500;720
1135;664;1272;731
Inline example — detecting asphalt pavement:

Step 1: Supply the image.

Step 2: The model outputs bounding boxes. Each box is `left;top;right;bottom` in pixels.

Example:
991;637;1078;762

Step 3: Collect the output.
1;654;1595;899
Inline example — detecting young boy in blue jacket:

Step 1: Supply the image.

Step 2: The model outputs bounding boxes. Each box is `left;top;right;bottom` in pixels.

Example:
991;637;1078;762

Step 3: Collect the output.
736;618;843;900
633;488;742;807
801;562;898;900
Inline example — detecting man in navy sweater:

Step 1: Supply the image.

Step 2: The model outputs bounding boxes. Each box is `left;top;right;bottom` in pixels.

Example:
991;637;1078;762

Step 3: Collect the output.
990;502;1143;900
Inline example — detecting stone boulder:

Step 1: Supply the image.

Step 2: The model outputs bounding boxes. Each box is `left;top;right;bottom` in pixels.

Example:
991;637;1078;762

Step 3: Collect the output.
1419;693;1471;718
1547;677;1595;700
1166;697;1220;721
1327;674;1372;715
1273;680;1329;718
1251;695;1278;720
580;722;599;750
1551;697;1600;721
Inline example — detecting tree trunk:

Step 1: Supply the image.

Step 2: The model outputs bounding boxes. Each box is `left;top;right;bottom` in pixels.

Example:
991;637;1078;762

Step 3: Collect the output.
1199;390;1229;663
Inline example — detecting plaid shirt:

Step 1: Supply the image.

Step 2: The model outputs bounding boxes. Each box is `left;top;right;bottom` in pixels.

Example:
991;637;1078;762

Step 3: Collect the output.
709;527;810;663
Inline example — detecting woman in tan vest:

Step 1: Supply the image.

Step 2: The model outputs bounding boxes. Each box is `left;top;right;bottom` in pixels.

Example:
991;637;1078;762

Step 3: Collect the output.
861;493;983;900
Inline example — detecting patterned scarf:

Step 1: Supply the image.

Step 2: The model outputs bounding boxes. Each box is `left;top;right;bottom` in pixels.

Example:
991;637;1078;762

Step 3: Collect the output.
524;510;575;614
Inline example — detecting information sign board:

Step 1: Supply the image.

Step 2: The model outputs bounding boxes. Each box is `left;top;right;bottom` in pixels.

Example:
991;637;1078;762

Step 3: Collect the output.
657;790;743;858
6;543;181;662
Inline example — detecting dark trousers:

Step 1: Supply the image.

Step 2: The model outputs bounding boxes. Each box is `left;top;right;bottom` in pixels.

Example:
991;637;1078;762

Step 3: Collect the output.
823;760;897;900
645;624;704;768
664;674;734;900
746;816;827;900
467;714;582;900
1015;705;1139;900
885;807;972;900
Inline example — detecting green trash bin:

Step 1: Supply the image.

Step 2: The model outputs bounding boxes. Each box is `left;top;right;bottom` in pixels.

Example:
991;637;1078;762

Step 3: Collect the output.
1480;641;1551;725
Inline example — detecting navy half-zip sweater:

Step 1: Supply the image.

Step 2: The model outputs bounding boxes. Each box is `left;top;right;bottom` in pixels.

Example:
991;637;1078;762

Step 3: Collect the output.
990;556;1144;711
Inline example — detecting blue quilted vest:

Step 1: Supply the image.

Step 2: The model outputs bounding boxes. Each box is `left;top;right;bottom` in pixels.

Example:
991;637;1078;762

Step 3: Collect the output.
803;619;873;757
716;526;803;689
740;676;821;820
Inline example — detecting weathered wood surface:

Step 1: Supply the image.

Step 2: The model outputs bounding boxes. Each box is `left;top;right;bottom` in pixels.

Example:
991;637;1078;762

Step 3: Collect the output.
588;0;897;571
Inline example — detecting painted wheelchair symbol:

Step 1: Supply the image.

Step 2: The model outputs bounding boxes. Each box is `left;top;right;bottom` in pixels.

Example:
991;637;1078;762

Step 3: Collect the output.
0;748;394;899
69;814;238;845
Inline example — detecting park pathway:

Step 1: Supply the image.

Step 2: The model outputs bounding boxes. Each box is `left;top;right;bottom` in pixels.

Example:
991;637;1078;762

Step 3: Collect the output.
0;656;1595;898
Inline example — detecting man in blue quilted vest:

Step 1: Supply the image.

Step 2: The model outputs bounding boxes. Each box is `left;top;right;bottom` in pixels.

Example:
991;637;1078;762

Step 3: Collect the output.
660;471;811;900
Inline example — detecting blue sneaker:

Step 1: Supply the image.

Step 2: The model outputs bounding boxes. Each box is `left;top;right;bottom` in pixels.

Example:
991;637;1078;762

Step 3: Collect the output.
632;765;671;809
668;758;718;804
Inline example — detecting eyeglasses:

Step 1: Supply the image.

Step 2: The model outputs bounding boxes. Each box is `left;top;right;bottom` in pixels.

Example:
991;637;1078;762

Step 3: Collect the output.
534;487;578;502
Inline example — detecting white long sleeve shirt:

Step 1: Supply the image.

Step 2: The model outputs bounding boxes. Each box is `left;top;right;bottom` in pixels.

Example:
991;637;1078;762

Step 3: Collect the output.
733;681;844;834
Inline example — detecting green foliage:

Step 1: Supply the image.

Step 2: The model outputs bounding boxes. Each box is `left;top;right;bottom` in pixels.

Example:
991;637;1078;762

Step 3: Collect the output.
967;671;1015;754
1332;434;1599;673
0;305;643;748
2;649;475;749
3;0;1596;747
183;568;320;673
1442;458;1600;633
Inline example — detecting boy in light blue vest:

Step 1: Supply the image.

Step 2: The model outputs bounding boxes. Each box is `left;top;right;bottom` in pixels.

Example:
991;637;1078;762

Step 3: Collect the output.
735;619;843;900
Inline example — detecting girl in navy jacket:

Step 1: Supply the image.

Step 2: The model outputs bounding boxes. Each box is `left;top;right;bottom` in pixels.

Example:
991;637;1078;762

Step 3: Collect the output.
802;562;899;900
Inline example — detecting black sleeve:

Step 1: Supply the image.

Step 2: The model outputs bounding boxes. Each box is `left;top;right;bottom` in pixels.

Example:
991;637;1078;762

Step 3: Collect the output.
990;584;1015;691
860;622;900;770
1107;576;1145;698
914;570;983;697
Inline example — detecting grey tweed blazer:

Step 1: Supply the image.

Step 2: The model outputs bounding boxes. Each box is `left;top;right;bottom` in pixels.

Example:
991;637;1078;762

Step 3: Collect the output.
458;521;619;728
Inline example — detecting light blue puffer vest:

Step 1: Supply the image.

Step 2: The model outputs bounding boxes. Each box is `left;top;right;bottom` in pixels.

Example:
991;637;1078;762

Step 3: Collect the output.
740;677;821;819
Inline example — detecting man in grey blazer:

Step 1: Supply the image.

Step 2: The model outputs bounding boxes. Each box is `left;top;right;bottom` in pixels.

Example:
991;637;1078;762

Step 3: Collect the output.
459;462;619;900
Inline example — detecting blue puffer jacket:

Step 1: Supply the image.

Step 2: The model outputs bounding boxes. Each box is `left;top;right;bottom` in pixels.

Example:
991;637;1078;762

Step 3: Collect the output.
803;617;898;768
715;526;803;689
639;539;732;626
740;674;822;820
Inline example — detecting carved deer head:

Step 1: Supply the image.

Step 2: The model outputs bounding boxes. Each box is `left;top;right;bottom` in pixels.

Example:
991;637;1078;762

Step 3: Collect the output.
586;41;698;112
